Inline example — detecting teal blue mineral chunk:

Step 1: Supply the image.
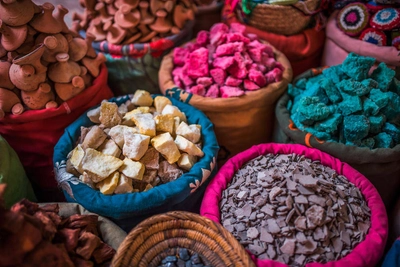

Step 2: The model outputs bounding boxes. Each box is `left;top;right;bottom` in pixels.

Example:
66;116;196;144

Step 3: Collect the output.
337;79;372;96
343;115;370;141
370;62;396;92
361;138;375;149
338;94;362;116
389;78;400;95
362;97;380;116
369;89;389;109
295;78;307;89
314;113;343;134
322;65;345;84
288;84;304;98
383;122;400;144
341;53;375;81
380;92;400;123
318;77;342;103
374;132;394;148
298;96;331;123
303;80;330;105
369;115;386;134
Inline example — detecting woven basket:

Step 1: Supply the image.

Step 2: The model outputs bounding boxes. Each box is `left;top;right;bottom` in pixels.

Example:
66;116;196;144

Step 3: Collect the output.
238;0;321;35
111;211;256;267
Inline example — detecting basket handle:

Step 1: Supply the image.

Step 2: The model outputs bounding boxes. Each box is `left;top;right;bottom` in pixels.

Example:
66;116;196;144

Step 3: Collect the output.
165;87;194;104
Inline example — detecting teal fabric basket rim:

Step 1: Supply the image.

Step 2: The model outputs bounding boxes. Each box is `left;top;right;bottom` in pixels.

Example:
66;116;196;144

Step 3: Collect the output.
53;94;219;219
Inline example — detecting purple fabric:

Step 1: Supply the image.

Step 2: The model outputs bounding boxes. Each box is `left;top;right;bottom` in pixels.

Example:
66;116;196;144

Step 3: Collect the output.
200;143;388;267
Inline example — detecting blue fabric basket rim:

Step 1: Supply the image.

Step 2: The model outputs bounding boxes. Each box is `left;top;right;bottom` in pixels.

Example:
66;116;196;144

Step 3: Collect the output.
53;94;219;219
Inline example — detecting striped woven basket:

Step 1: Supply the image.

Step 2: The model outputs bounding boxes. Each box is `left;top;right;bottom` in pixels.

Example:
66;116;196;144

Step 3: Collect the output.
111;211;256;267
237;0;321;35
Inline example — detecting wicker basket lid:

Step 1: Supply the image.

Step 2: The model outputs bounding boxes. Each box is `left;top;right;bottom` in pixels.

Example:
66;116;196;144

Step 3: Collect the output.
111;211;256;267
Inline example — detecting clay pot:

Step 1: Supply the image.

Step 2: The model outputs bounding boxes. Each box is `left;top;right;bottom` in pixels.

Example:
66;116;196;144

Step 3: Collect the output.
79;0;97;13
95;2;112;23
86;17;107;41
123;32;142;45
0;0;36;27
115;4;141;29
150;0;170;14
0;44;6;58
173;4;195;29
0;61;14;89
84;33;97;58
13;44;47;74
66;35;88;62
55;76;86;101
54;5;70;34
0;88;24;118
150;9;172;34
104;0;118;15
15;26;36;54
115;0;139;9
48;53;81;83
0;19;28;51
21;82;57;110
104;20;127;44
80;66;93;87
70;21;82;37
36;33;69;63
9;45;47;91
81;53;106;77
139;1;155;25
138;31;157;43
29;2;63;34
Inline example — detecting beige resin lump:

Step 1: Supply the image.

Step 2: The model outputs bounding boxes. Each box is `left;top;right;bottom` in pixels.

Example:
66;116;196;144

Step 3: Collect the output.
66;90;204;195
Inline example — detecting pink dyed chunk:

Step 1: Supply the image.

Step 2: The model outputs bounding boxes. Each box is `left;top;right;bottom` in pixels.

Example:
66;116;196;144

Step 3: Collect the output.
210;68;227;85
229;23;246;34
196;77;213;87
190;84;206;96
248;48;263;63
220;86;245;98
181;65;194;86
174;75;183;88
210;23;229;45
196;30;209;46
213;56;235;70
225;76;243;87
244;79;260;91
173;47;189;66
249;69;267;87
187;47;209;79
247;33;258;40
266;67;284;84
184;42;201;52
215;42;245;57
226;33;250;44
206;84;220;98
264;57;276;71
275;62;285;71
227;52;248;79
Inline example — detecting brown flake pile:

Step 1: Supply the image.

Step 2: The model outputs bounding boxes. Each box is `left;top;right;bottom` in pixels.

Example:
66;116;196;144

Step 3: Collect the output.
220;153;371;266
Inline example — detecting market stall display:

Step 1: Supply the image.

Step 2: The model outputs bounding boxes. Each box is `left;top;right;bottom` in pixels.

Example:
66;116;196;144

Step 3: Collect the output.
73;0;197;95
0;184;126;266
0;0;113;202
53;92;218;230
201;143;388;266
159;22;292;164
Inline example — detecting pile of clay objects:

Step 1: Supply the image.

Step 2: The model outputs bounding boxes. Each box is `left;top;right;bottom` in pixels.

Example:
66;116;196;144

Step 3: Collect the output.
220;153;371;266
67;90;204;195
0;184;116;266
73;0;196;45
0;0;105;118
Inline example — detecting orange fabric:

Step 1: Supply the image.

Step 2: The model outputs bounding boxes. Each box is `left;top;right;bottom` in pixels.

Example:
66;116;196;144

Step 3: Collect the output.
222;4;326;77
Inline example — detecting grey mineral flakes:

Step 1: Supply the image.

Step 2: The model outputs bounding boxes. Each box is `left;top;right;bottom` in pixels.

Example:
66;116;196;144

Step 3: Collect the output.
219;153;371;266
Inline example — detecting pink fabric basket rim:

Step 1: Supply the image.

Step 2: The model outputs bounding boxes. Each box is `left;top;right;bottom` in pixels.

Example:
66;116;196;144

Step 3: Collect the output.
200;143;388;267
